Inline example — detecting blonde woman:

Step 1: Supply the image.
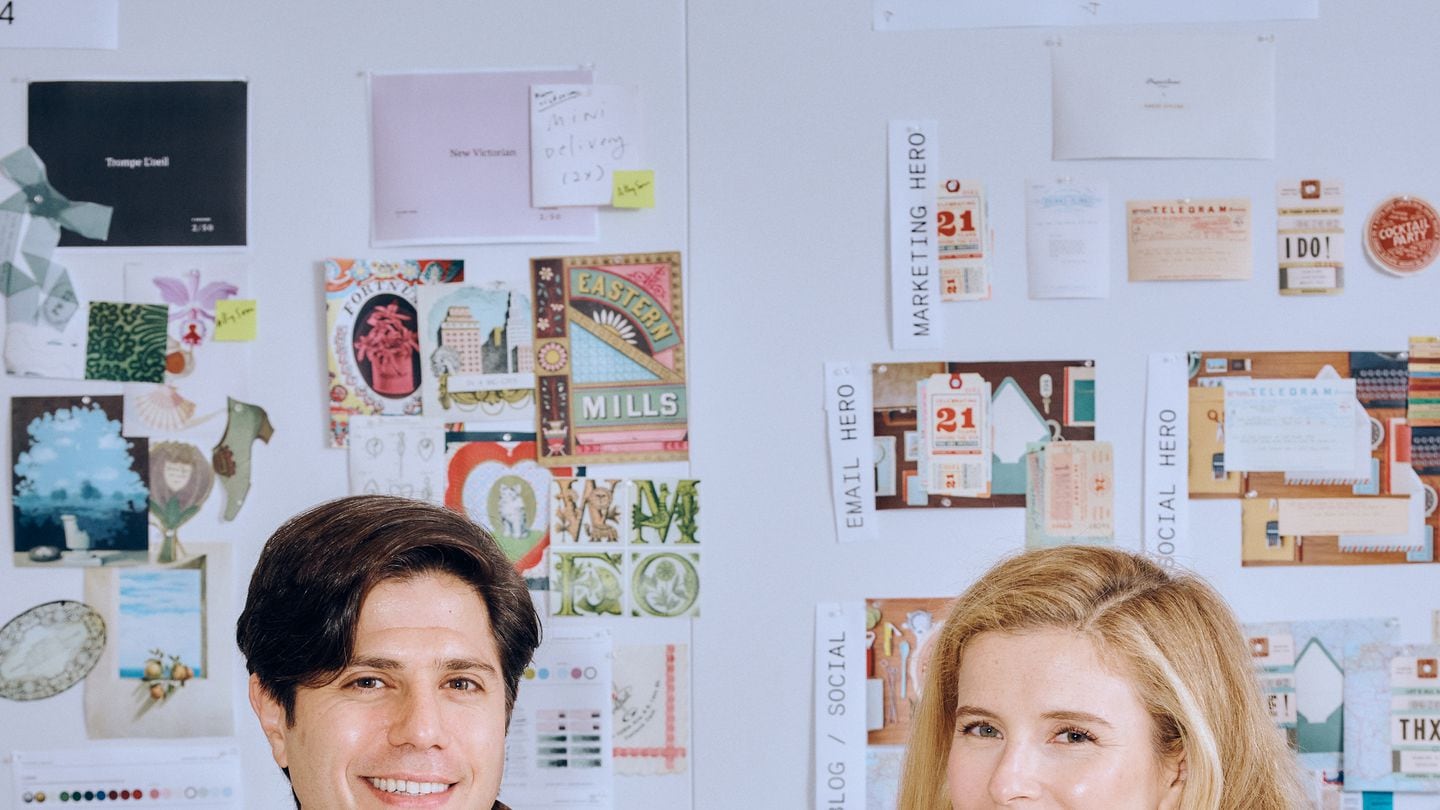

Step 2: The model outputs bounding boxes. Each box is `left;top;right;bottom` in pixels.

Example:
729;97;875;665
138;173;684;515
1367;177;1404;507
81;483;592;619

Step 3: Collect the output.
899;546;1306;810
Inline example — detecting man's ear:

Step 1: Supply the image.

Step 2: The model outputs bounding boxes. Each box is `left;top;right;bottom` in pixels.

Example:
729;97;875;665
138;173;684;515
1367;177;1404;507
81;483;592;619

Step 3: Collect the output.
248;673;290;769
1158;750;1186;810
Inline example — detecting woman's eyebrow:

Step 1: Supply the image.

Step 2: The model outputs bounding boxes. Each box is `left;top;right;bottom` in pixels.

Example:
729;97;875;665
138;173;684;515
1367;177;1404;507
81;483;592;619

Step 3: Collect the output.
952;705;1114;728
953;704;996;719
1039;710;1113;728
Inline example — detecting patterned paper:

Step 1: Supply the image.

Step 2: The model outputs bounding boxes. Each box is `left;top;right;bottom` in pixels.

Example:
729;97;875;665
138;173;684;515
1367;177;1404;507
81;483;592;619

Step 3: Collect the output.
85;302;167;382
445;432;577;592
550;478;700;618
531;252;687;466
324;258;463;447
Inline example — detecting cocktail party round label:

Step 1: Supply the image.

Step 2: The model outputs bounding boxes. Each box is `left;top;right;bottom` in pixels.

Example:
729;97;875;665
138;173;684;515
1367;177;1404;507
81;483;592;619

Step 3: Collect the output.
1365;195;1440;276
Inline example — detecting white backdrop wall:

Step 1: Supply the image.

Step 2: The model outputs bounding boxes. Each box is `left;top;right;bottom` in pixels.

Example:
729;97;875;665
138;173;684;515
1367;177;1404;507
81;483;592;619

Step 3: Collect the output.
2;1;1440;808
0;1;689;807
687;1;1439;807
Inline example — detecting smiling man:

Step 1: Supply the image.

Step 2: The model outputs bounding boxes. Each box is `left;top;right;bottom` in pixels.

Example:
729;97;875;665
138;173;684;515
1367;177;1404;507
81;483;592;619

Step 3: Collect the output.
237;495;541;809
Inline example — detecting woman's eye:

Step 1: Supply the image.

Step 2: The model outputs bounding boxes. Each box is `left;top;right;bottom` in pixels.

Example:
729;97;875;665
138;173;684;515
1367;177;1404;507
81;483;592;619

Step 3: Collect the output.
961;722;1000;738
1056;728;1095;744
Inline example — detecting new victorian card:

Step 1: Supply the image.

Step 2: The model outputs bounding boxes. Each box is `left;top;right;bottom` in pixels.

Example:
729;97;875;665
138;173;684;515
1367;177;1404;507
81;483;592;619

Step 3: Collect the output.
531;252;688;466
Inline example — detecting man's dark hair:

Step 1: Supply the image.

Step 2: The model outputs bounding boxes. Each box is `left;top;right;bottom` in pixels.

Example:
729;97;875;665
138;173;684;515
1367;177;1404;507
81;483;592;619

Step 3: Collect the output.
236;494;541;724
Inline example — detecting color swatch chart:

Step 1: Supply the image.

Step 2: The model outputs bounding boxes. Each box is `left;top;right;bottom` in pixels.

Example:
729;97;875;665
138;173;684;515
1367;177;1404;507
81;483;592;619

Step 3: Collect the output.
499;627;613;810
12;745;240;807
536;708;605;768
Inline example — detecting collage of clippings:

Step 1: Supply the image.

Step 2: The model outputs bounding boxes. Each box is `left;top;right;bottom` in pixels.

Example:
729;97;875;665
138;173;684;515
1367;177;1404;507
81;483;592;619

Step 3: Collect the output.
1189;350;1439;567
2;81;269;758
817;8;1440;810
2;60;696;809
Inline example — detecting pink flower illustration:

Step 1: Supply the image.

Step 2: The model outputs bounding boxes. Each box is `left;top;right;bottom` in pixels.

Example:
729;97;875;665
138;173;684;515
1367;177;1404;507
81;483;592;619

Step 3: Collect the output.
153;269;239;346
354;302;420;395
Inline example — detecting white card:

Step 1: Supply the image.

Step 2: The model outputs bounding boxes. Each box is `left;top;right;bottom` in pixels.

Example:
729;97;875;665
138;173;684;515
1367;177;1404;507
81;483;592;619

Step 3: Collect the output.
530;84;643;208
1025;178;1109;299
1222;378;1360;473
888;120;941;349
824;362;877;543
874;0;1317;31
814;602;865;810
1051;34;1275;160
1143;353;1190;567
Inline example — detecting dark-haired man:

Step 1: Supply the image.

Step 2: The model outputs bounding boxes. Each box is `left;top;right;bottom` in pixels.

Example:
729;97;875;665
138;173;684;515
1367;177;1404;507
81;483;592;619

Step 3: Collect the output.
237;495;541;809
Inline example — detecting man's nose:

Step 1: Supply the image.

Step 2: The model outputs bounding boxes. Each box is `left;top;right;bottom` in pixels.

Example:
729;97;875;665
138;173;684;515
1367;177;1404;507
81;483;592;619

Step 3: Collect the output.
987;741;1042;803
388;687;447;749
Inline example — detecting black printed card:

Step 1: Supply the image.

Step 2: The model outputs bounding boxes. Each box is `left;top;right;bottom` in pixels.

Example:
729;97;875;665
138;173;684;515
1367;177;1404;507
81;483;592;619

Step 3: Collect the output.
28;80;248;248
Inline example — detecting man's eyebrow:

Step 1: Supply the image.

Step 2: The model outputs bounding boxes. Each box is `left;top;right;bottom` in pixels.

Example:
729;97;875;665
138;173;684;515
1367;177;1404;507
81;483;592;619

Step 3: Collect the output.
346;656;499;676
349;656;403;671
438;658;499;676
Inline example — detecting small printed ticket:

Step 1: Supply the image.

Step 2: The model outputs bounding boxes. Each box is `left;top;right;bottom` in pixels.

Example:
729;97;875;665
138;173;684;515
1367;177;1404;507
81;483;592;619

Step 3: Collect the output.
921;372;990;497
937;179;990;301
1277;178;1344;295
1040;440;1114;537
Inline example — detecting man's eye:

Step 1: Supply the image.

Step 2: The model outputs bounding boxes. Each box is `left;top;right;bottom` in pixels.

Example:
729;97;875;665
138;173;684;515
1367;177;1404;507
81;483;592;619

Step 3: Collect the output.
447;678;480;691
349;676;384;690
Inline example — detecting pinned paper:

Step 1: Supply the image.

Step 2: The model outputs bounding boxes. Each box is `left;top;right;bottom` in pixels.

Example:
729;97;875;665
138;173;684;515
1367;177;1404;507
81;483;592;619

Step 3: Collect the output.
85;302;168;383
612;170;655;208
213;298;256;342
0;146;112;329
530;84;643;208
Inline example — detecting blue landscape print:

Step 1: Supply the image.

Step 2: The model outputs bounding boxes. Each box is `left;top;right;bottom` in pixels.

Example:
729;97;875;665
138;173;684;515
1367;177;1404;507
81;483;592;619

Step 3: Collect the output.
11;396;149;563
118;568;204;679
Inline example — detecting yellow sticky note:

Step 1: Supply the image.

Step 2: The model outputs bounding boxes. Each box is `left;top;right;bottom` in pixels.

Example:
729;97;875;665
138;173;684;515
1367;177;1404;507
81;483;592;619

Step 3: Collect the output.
214;299;257;342
612;170;655;209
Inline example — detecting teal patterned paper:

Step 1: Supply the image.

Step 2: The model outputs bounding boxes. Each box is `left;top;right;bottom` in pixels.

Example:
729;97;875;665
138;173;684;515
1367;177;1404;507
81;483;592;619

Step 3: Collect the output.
85;302;168;382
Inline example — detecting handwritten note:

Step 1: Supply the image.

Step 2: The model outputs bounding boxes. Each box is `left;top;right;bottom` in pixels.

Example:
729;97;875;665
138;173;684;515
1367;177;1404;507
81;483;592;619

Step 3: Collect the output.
530;84;642;207
612;170;655;209
213;299;256;341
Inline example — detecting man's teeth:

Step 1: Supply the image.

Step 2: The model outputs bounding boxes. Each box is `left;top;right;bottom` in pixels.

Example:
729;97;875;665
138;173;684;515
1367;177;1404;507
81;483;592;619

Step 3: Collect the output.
368;778;449;795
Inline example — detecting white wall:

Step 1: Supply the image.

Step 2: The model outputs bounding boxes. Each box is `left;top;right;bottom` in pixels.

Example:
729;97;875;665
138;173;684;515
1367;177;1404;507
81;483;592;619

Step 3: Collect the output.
2;1;1439;807
0;1;688;806
686;0;1439;806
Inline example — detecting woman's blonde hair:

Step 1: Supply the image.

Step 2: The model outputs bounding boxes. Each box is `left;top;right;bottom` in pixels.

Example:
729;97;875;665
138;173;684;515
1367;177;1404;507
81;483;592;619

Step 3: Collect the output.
897;545;1306;810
